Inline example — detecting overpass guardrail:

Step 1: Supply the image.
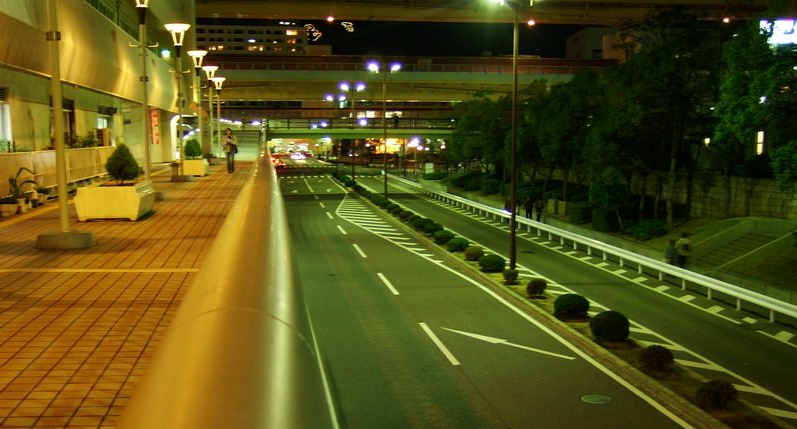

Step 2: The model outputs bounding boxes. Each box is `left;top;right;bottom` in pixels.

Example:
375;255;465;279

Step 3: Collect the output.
118;147;337;429
390;175;797;325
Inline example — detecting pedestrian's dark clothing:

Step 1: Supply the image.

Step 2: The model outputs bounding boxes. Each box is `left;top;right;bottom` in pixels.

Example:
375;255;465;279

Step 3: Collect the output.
534;200;544;222
664;240;677;265
675;235;691;268
223;129;237;173
523;198;533;219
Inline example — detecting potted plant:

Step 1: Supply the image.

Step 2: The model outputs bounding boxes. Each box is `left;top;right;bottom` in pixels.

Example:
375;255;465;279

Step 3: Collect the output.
182;139;207;176
8;167;38;213
74;144;155;221
0;196;18;217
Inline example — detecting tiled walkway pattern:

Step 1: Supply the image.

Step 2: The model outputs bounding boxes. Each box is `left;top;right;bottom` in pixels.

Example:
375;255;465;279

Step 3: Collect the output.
0;164;249;428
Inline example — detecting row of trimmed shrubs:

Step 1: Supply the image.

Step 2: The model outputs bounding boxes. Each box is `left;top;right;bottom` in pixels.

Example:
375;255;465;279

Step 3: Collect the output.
553;293;737;411
345;177;737;413
348;182;509;274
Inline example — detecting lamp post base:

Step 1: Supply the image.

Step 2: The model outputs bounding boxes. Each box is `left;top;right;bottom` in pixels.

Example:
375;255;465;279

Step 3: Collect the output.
35;231;95;250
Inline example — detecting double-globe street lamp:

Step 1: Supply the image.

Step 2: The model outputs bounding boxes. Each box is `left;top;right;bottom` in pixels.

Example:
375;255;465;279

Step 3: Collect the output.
164;22;190;177
367;61;401;198
134;0;157;182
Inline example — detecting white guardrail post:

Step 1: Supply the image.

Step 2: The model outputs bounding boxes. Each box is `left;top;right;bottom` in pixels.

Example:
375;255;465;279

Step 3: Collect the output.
389;175;797;324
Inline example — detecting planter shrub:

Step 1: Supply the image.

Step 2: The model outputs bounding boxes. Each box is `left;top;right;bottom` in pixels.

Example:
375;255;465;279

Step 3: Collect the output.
464;246;484;261
447;237;469;252
592;208;619;232
480;177;501;194
554;294;590;320
639;345;674;371
502;268;519;285
526;278;547;298
569;202;593;224
422;172;446;180
478;254;505;273
400;210;414;221
589;310;630;342
184;139;202;159
423;221;443;235
105;144;140;185
389;205;403;215
433;230;454;244
626;219;667;241
696;380;738;410
407;214;420;224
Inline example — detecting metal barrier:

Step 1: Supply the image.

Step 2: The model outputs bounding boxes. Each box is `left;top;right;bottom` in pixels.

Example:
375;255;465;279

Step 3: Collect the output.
117;147;337;429
391;175;797;324
0;147;115;196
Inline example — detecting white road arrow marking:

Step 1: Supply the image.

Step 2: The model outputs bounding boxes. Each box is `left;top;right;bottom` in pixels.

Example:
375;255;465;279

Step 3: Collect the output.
442;328;575;360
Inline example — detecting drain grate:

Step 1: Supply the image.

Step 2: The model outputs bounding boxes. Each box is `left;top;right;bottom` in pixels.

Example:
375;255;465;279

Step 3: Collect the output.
581;394;612;404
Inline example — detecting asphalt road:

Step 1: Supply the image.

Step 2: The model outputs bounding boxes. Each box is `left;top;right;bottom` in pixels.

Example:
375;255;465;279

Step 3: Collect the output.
280;172;697;429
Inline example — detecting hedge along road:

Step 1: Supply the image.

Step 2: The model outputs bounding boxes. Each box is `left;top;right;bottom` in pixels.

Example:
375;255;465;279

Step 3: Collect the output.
279;174;697;429
366;175;797;424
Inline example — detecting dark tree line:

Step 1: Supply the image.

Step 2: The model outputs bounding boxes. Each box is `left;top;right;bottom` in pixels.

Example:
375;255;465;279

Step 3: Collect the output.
447;7;797;230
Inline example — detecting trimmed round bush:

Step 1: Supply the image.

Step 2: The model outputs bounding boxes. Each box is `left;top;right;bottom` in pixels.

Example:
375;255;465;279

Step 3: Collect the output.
400;210;414;221
639;345;674;371
589;310;630;342
183;139;202;159
554;294;589;320
411;217;433;231
407;214;420;224
390;206;404;216
464;246;484;261
423;222;443;235
433;230;455;245
385;202;399;212
105;144;139;185
696;380;737;410
502;269;519;285
478;254;505;273
526;278;547;298
447;237;469;252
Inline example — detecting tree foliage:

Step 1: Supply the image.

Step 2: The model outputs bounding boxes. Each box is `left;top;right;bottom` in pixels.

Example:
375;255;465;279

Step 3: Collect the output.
105;144;140;185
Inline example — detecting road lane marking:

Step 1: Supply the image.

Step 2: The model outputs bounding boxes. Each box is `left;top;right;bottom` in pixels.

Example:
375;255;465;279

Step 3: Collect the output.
376;273;400;295
442;328;575;360
759;406;797;420
303;178;315;193
419;323;460;366
337;225;347;235
326;212;334;220
319;202;326;208
353;244;367;258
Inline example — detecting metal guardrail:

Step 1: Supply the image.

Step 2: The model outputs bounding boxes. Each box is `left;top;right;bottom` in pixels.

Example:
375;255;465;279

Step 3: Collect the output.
118;147;337;429
0;147;115;197
391;175;797;324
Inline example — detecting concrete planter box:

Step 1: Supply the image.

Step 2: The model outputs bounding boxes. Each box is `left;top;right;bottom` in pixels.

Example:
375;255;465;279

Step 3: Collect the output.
183;159;207;177
0;204;18;217
74;181;155;221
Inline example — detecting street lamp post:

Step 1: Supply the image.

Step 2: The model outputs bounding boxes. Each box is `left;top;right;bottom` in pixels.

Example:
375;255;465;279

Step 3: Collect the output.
340;82;365;181
211;76;226;157
134;0;155;182
368;61;401;199
188;50;207;154
202;65;218;158
490;0;520;270
165;22;190;177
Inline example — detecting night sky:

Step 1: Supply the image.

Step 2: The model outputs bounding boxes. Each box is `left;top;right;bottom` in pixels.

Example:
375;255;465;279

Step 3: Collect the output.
305;20;587;57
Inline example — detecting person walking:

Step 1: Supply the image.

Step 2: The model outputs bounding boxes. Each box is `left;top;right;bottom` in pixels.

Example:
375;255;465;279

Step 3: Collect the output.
534;199;544;222
675;233;691;268
664;239;677;265
523;197;533;219
223;128;237;173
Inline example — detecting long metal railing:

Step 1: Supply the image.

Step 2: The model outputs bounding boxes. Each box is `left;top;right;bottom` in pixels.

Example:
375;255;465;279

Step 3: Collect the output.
391;175;797;325
117;146;337;429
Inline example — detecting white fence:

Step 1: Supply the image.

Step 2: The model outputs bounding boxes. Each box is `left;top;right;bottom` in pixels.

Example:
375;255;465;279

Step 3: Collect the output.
391;175;797;324
0;147;115;197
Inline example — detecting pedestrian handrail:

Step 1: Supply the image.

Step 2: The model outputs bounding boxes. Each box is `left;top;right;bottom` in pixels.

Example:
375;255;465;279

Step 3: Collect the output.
391;175;797;323
117;147;337;429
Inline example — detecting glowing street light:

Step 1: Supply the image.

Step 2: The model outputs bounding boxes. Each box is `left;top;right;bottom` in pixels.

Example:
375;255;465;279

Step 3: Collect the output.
188;50;207;154
202;65;218;157
211;76;226;157
164;22;190;177
367;61;401;198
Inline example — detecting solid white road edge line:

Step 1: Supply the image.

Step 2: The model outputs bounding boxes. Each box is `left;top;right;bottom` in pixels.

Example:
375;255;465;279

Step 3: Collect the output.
419;322;460;366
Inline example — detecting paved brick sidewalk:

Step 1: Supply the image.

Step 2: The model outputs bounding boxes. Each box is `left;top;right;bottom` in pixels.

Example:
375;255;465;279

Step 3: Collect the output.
0;163;250;428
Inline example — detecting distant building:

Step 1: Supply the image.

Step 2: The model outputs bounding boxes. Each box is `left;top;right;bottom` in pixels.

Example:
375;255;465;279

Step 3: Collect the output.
566;27;625;61
196;23;308;55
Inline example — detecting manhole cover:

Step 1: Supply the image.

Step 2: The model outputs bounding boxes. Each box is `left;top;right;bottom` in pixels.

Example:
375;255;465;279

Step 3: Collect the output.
581;394;612;404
